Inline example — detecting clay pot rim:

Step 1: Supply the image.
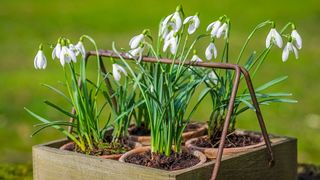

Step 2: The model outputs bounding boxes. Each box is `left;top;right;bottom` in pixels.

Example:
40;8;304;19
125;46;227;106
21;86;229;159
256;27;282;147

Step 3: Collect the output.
185;130;265;152
128;122;207;138
118;146;207;171
182;122;208;138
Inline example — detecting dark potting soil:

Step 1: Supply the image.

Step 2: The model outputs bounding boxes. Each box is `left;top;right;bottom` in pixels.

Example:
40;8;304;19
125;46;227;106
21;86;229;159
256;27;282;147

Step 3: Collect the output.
129;124;151;136
195;132;262;148
124;150;200;171
129;123;202;136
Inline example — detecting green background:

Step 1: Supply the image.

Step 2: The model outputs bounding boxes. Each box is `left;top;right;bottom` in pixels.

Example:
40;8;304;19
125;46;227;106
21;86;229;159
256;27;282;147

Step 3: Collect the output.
0;0;319;171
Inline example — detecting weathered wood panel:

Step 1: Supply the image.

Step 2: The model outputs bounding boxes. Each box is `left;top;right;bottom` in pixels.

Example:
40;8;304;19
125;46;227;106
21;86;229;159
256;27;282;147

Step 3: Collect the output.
33;136;296;180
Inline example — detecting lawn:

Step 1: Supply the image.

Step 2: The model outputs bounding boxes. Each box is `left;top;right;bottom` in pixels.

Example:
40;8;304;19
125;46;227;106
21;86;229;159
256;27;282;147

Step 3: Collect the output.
0;0;319;167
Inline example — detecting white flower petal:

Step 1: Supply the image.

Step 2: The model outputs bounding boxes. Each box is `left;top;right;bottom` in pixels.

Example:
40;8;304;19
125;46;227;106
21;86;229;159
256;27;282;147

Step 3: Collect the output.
75;41;85;57
272;29;283;48
183;16;193;24
292;44;299;59
291;30;302;49
265;29;273;48
112;64;121;81
191;55;202;62
208;71;218;84
216;23;227;38
59;46;68;66
112;64;127;81
52;43;61;60
34;52;40;69
205;43;212;60
170;38;178;54
206;21;215;32
282;43;290;62
52;48;56;60
194;15;200;29
117;64;128;76
40;53;47;69
129;34;144;49
67;48;77;63
185;15;200;35
172;12;182;32
211;21;221;37
34;50;47;69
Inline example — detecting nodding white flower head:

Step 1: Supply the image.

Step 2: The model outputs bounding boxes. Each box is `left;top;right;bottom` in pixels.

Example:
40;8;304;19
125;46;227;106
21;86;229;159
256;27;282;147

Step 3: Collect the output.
163;31;178;55
128;46;145;61
129;34;144;49
75;40;86;57
266;28;283;48
207;71;218;85
183;13;200;35
59;45;77;66
52;39;62;60
205;42;218;60
216;22;228;39
206;20;222;38
112;64;128;81
191;54;203;63
282;41;299;62
160;9;182;38
291;30;302;49
34;44;47;70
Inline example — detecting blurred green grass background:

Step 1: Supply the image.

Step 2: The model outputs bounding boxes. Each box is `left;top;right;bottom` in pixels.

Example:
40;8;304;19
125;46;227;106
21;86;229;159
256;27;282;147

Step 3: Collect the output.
0;0;319;170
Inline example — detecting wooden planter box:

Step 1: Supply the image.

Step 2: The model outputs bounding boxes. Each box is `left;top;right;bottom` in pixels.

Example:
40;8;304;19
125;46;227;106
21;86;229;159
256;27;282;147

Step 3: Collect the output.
33;134;297;180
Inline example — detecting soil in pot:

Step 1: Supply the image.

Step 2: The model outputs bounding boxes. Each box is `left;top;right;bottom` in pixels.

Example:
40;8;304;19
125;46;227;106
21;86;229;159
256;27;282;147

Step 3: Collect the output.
185;130;265;159
123;149;200;171
195;131;262;148
128;123;150;136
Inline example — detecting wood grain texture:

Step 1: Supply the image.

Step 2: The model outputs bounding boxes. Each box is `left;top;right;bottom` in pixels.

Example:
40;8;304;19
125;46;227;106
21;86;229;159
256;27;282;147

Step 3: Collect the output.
33;136;297;180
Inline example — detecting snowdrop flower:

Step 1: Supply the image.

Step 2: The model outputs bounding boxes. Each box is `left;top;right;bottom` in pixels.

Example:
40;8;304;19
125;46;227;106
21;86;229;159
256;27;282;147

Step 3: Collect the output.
265;28;283;48
191;54;203;62
163;31;178;55
128;46;145;61
207;71;218;85
206;20;222;38
282;41;298;62
112;64;128;81
34;45;47;70
59;46;77;66
205;42;218;60
129;34;144;49
160;11;182;38
52;40;62;60
183;13;200;35
291;30;302;49
75;40;86;57
216;23;228;39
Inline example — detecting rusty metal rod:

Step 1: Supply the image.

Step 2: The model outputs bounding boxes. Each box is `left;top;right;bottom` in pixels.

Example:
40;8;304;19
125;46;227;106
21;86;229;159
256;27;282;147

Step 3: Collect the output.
240;67;275;167
68;49;274;179
210;66;241;180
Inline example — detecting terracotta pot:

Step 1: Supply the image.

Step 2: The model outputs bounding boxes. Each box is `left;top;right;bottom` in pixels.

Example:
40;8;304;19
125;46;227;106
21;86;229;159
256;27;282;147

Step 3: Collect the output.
59;140;142;160
118;146;207;170
185;130;265;159
128;122;208;146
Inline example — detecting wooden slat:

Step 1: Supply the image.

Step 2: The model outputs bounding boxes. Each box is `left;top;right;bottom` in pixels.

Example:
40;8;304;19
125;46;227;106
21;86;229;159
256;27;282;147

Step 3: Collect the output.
33;136;296;180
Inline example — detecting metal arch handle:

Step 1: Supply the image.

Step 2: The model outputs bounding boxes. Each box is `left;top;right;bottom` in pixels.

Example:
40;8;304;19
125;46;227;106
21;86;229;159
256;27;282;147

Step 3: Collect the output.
67;50;274;180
